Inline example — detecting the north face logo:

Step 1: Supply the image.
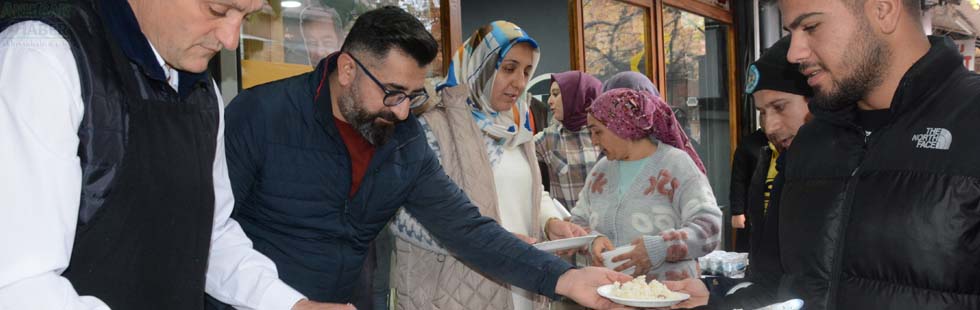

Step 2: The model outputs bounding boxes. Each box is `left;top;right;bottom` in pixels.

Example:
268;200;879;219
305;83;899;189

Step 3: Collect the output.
912;128;952;150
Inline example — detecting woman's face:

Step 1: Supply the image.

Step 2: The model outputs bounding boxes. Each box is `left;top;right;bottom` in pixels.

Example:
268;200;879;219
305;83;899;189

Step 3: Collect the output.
587;114;631;160
547;81;563;121
490;42;535;112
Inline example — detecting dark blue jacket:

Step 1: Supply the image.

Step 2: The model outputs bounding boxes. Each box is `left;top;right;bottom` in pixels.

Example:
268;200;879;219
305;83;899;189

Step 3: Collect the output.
223;56;573;303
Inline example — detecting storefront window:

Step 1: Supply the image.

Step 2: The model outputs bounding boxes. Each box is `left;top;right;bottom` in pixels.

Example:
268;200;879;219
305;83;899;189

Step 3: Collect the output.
663;6;731;206
240;0;444;89
582;0;650;82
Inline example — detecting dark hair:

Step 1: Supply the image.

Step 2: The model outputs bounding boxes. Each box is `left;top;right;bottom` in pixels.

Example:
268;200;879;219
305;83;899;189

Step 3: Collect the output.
841;0;921;19
904;0;922;12
340;6;439;66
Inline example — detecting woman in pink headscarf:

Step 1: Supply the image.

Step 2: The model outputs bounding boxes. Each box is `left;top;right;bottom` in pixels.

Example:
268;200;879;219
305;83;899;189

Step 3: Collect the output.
570;89;721;281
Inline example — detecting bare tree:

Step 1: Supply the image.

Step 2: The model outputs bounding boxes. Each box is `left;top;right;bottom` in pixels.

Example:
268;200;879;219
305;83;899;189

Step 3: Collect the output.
583;0;646;80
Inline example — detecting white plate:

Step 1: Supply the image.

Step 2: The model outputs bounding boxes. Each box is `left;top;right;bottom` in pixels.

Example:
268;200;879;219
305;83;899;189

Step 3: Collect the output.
597;284;690;308
533;235;597;252
551;198;572;219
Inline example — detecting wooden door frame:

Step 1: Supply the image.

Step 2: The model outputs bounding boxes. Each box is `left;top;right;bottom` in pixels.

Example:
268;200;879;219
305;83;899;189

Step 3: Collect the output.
440;0;463;75
570;0;737;130
568;0;659;88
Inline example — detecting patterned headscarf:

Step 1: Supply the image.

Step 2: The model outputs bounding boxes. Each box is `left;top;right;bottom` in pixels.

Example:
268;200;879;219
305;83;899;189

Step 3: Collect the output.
552;71;602;132
590;89;707;174
438;21;540;148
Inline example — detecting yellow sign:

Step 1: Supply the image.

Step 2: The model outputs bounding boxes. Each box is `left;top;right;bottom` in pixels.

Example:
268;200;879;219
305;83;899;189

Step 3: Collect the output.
630;50;645;72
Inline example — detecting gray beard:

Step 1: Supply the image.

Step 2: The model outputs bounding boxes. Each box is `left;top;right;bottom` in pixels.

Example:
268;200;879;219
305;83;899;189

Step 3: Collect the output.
338;82;397;146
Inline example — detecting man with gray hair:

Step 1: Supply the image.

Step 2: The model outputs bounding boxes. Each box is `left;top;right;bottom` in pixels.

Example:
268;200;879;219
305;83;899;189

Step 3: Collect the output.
0;0;339;309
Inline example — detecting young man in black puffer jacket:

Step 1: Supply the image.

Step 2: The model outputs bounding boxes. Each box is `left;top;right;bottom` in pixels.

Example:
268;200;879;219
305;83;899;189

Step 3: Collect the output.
669;1;980;309
774;0;980;309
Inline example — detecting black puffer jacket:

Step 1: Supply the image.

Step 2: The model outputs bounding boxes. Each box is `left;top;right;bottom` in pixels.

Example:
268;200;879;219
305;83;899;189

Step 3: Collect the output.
730;129;769;253
730;129;770;218
745;145;779;274
778;36;980;309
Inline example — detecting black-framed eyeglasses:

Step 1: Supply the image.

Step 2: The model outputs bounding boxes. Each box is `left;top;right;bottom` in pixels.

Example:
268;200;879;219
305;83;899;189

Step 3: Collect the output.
347;53;429;109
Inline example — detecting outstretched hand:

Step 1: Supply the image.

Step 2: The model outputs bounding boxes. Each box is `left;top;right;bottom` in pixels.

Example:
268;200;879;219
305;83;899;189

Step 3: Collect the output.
611;238;652;276
663;277;709;309
590;236;615;266
555;267;636;310
545;218;588;256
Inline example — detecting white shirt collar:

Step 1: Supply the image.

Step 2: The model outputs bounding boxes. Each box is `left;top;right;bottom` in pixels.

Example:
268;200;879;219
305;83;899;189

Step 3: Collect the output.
147;40;179;91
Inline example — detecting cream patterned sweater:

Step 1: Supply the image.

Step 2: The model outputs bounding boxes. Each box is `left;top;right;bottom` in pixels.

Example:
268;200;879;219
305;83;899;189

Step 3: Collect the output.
571;143;723;280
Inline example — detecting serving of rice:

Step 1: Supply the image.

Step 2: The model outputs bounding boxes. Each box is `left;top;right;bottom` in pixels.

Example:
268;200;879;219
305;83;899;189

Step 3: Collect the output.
610;276;684;300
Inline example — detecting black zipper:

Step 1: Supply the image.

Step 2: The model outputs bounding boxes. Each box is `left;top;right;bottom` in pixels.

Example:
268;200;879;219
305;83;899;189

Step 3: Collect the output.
342;130;421;239
826;128;873;309
334;132;420;297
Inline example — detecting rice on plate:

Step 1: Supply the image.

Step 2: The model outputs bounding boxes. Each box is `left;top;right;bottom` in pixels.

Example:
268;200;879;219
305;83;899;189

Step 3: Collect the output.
610;276;685;300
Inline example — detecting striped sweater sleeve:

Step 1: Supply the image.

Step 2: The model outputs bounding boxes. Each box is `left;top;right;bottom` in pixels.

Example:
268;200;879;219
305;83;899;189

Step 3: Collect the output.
642;154;723;268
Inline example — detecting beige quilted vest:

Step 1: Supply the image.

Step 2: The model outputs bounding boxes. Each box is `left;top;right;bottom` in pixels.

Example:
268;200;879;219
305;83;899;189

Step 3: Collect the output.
392;84;549;310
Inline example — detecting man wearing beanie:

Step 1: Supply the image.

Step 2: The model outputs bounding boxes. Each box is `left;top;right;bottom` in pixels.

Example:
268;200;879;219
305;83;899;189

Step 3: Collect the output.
667;36;813;310
731;34;813;253
741;35;811;280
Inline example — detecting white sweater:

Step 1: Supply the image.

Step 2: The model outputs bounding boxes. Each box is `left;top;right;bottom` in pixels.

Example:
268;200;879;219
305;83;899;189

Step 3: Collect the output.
493;145;535;310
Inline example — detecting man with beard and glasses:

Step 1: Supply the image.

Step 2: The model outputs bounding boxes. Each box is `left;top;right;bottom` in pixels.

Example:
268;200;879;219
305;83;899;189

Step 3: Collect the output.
671;0;980;309
213;6;633;310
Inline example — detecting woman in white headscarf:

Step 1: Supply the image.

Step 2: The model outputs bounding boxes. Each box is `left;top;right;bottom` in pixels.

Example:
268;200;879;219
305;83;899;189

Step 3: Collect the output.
390;21;588;310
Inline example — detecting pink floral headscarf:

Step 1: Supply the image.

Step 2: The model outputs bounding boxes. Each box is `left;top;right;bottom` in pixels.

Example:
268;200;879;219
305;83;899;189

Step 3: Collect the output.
589;89;707;174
